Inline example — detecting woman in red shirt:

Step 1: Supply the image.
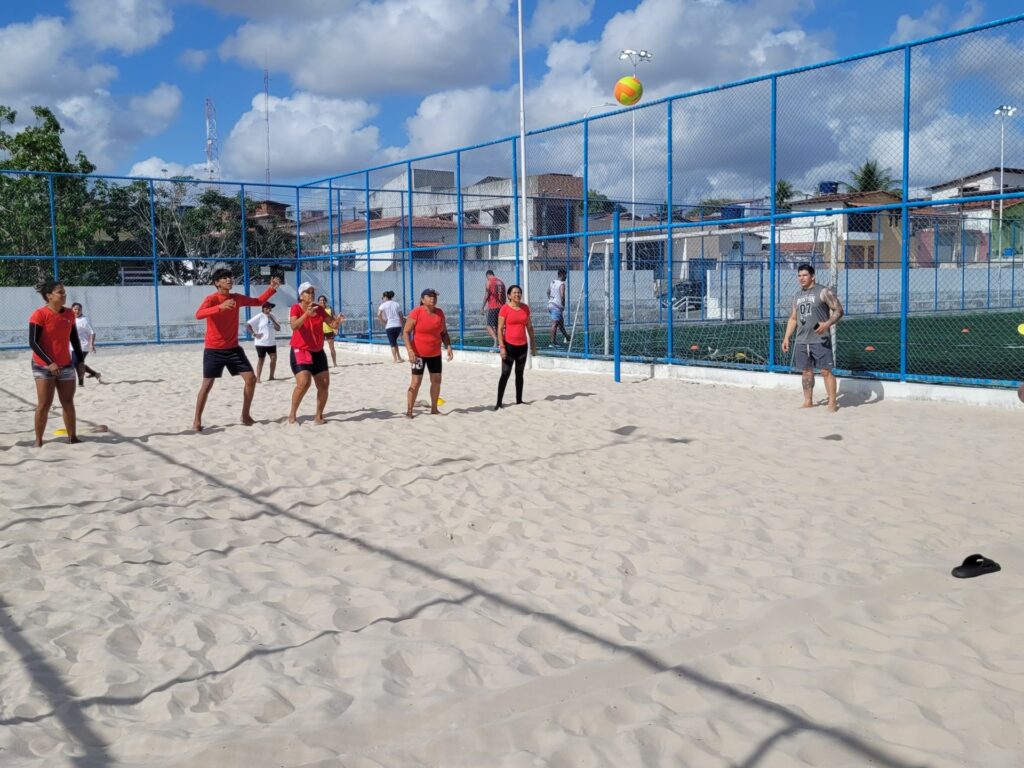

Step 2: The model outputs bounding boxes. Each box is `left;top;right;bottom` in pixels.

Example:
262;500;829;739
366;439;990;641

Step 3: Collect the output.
402;288;453;418
28;280;85;446
495;284;537;409
288;281;344;424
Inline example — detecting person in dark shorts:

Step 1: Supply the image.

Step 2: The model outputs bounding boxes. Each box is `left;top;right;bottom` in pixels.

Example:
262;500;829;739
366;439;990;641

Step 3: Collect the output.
782;263;844;411
495;284;537;409
192;269;280;431
246;301;281;382
403;288;453;418
70;302;101;385
29;280;86;447
288;282;344;424
377;290;405;362
481;269;506;349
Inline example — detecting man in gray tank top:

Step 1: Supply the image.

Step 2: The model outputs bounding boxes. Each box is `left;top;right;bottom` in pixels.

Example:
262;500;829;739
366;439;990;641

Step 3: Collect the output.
782;263;844;411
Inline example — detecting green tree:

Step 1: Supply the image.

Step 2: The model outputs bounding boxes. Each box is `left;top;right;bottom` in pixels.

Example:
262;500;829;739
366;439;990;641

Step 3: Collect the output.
0;105;117;286
578;188;624;216
775;179;797;211
846;160;900;195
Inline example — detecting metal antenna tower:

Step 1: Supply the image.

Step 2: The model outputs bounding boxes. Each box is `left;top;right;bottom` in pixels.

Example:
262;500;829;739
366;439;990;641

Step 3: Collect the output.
204;98;221;181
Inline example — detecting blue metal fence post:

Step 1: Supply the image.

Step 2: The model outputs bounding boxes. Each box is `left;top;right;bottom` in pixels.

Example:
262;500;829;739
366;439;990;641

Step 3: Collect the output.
48;175;58;279
365;172;374;337
328;179;335;314
149;179;161;343
613;210;622;382
512;137;522;285
295;187;303;285
456;151;466;348
240;184;251;333
899;44;911;381
583;121;591;356
406;162;415;312
666;99;675;360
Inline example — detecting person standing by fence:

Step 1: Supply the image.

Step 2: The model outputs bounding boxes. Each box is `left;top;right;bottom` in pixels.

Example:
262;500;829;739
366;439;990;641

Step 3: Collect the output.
70;302;101;385
782;263;844;411
318;295;344;367
546;269;570;347
377;290;405;363
192;270;280;432
246;302;281;382
404;288;453;418
29;280;85;447
482;270;506;350
495;284;537;409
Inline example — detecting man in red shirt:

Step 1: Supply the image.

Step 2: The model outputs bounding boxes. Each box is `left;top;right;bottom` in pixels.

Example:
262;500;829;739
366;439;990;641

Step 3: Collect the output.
192;268;280;431
481;269;506;349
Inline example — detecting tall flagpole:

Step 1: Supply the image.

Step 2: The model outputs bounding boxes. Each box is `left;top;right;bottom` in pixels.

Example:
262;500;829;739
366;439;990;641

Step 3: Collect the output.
517;0;530;305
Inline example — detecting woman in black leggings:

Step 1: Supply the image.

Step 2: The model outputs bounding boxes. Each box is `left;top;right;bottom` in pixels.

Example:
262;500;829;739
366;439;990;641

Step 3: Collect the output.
495;284;537;409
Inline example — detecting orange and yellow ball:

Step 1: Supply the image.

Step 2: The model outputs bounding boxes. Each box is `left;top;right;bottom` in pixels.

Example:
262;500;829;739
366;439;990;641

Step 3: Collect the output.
614;75;644;106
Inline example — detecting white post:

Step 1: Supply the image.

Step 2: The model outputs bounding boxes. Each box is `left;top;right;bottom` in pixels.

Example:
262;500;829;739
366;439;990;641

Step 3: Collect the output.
516;0;530;306
604;240;611;355
999;113;1005;258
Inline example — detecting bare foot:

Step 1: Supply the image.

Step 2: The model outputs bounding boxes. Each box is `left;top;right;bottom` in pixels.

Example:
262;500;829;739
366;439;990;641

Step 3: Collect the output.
313;416;326;425
241;416;255;426
34;439;43;448
287;416;298;425
192;422;204;432
430;408;443;415
799;403;813;409
827;404;838;413
405;410;414;419
67;436;81;444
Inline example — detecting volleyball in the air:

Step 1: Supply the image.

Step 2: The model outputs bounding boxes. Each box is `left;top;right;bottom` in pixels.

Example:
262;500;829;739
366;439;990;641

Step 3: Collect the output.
614;75;643;106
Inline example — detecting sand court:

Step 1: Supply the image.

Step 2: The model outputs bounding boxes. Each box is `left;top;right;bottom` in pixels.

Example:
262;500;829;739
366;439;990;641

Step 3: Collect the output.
0;343;1021;767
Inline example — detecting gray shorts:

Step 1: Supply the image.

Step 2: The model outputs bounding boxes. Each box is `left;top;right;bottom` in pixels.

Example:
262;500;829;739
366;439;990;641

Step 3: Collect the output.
793;342;834;371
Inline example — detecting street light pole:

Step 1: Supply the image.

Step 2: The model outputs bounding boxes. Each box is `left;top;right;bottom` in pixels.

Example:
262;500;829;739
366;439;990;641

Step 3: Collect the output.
994;104;1016;258
618;48;652;323
516;0;530;305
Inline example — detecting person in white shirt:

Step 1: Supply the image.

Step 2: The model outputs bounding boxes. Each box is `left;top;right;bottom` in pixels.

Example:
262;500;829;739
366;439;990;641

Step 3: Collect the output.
70;302;101;385
245;302;281;382
376;290;405;363
546;269;570;347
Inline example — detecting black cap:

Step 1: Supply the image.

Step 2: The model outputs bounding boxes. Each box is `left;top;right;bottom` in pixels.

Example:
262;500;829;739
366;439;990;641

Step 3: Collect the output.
420;288;438;298
262;301;275;309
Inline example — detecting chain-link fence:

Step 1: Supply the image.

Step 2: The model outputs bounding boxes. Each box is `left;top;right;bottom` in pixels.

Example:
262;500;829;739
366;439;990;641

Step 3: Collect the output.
3;16;1024;388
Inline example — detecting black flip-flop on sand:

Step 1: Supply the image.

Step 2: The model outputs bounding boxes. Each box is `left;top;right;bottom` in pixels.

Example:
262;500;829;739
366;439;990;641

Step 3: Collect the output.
951;554;1001;579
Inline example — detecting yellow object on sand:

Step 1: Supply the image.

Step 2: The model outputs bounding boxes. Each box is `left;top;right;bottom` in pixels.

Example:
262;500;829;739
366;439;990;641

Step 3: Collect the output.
436;398;446;406
54;428;68;436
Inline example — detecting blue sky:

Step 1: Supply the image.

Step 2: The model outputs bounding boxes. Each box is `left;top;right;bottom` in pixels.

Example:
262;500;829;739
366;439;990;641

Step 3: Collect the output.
0;0;1021;195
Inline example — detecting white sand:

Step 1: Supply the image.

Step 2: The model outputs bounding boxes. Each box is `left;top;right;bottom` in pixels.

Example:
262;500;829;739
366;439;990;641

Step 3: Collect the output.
0;343;1021;767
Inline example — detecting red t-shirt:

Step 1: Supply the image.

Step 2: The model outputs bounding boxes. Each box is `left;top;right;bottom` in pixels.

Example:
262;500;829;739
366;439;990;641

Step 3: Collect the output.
499;303;530;346
408;306;446;357
485;277;506;309
195;287;276;349
29;306;75;367
290;304;328;352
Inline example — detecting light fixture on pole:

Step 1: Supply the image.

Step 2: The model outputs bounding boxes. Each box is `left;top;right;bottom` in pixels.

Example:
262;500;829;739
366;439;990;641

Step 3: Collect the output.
994;104;1016;258
584;102;616;118
618;48;652;322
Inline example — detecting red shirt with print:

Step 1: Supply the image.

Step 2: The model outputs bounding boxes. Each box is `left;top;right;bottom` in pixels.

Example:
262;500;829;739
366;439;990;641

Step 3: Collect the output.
195;287;277;349
289;303;328;352
408;306;446;357
29;306;75;367
485;276;506;309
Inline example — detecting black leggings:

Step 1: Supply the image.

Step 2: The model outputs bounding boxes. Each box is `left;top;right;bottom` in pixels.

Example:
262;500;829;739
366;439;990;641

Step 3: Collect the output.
497;343;528;405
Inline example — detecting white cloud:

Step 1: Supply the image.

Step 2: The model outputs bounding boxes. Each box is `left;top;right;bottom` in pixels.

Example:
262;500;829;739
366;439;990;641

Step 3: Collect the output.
0;17;115;97
218;0;516;97
890;1;985;45
128;156;210;179
179;48;210;72
70;0;173;54
222;92;381;179
527;0;595;47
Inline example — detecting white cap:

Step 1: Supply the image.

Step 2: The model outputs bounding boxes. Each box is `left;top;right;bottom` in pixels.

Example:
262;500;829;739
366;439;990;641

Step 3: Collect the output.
298;281;314;295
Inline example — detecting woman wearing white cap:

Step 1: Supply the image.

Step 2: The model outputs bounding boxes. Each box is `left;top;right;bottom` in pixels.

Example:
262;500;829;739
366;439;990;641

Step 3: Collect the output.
288;281;344;424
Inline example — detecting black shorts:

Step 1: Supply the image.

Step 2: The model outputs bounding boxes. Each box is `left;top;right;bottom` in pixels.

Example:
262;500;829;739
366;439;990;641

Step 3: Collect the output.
255;344;277;359
71;349;88;367
203;347;253;379
486;307;500;329
324;331;336;341
290;348;329;376
386;327;402;347
411;355;443;376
